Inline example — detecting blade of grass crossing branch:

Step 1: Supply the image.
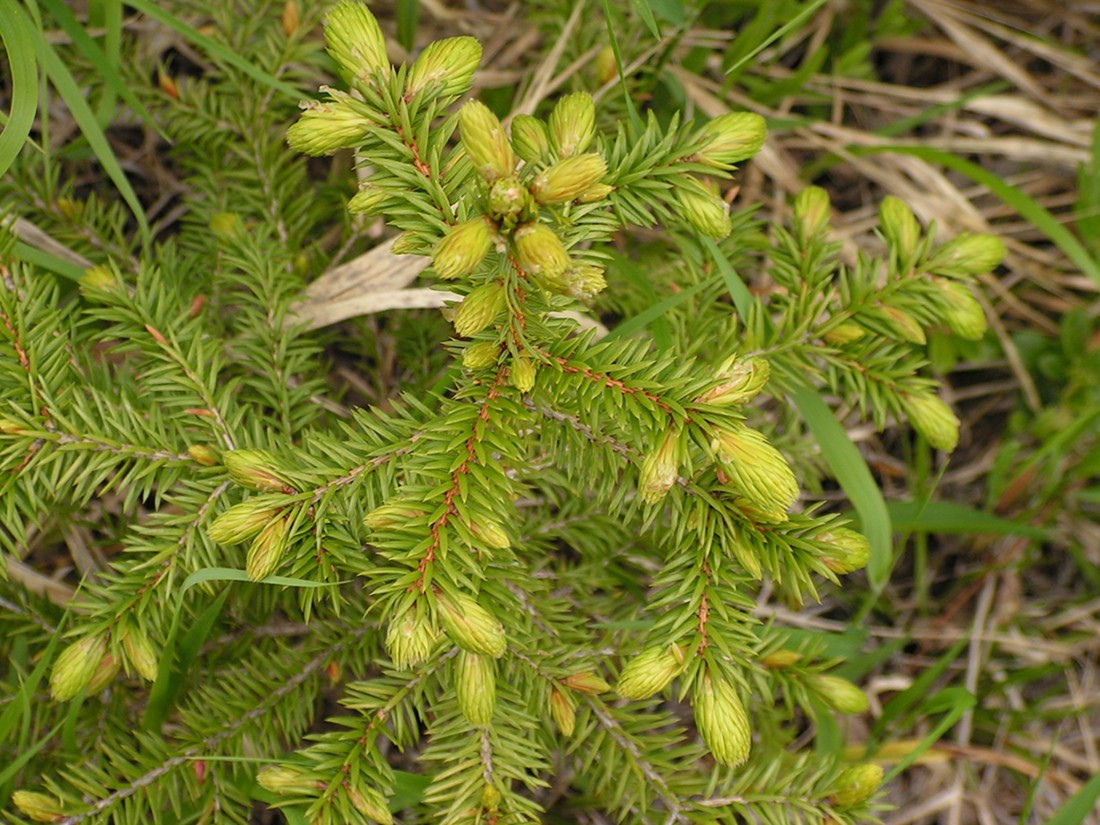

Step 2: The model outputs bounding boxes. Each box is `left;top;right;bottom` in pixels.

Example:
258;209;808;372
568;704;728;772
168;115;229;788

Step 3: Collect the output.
1045;773;1100;825
853;145;1100;288
0;0;39;179
598;0;644;135
26;13;152;245
724;0;829;78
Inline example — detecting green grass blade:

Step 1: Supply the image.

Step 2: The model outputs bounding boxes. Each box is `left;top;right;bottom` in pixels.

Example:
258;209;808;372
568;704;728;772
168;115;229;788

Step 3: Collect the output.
724;0;830;78
629;0;661;39
701;236;752;316
0;0;39;178
396;0;419;51
124;0;302;101
852;144;1100;287
603;276;715;341
790;386;892;591
28;18;151;244
881;686;976;782
1046;772;1100;825
598;0;644;135
180;566;351;593
608;251;673;350
886;499;1048;539
13;241;88;281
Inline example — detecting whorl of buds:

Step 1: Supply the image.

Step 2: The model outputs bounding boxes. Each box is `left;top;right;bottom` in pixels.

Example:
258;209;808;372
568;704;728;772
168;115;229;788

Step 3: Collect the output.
435;590;507;657
931;278;987;340
513;222;570;279
462;341;501;370
881;305;926;345
50;634;107;701
347;784;394;824
530;153;608;205
693;674;751;767
121;625;159;682
692;111;766;169
405;36;481;102
324;2;388;83
819;527;872;575
694;356;770;406
223;449;291;492
256;764;318;795
879;196;921;261
246;515;291;580
812;674;870;714
453;282;506;337
677;181;732;239
830;763;884;808
364;500;427;531
510;357;537;393
208;500;281;544
486;174;532;229
638;431;680;504
432;217;494;280
456;651;496;727
930;232;1005;275
548;92;596;157
562;671;611;693
549;687;577;736
287;99;370;156
385;605;438;668
711;424;799;523
617;644;685;700
902;392;960;452
187;444;219;466
348;185;386;216
459;100;515;183
12;791;64;823
511;115;551;165
793;186;831;238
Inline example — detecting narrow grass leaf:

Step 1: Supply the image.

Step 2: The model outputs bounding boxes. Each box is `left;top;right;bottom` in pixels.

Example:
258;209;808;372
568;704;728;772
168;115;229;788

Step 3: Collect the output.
629;0;661;39
701;236;752;317
180;567;351;593
790;386;892;591
396;0;419;51
0;0;39;179
853;145;1100;287
886;500;1048;539
1045;772;1100;825
724;0;830;78
882;686;976;782
603;276;715;341
0;721;64;786
13;242;87;281
872;635;968;741
598;0;644;135
609;251;673;350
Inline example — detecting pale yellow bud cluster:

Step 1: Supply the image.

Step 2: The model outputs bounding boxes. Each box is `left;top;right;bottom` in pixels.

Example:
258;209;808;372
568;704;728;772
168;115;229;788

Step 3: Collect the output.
930;232;1005;276
930;277;987;340
711;423;799;523
511;115;551;165
677;180;732;239
514;222;570;279
223;449;292;492
12;790;65;823
811;674;870;714
692;111;766;169
548;93;596;157
694;356;770;406
793;186;832;238
456;651;496;726
830;763;884;807
435;590;507;657
286;97;372;156
453;282;506;337
617;644;685;700
509;357;537;393
385;603;438;668
902;392;960;452
638;431;680;504
879;196;921;261
324;2;389;84
693;674;751;766
549;687;577;736
460;101;516;184
208;499;282;544
406;36;482;103
247;514;292;580
347;784;394;824
818;527;872;575
256;764;321;795
432;217;495;280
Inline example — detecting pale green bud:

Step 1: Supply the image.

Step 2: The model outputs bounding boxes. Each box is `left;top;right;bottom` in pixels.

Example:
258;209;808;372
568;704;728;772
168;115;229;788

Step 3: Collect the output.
347;784;394;824
348;185;387;216
246;515;291;581
385;605;438;668
617;644;685;700
793;186;831;238
531;153;608;205
548;92;596;157
84;652;121;694
694;356;770;406
566;263;607;300
819;527;872;575
453;282;506;337
812;674;870;714
513;222;569;279
578;182;614;203
510;115;551;165
462;341;501;369
364;500;427;531
510;357;536;393
390;231;420;255
831;763;884;807
223;449;292;492
882;305;926;345
930;232;1005;275
433;217;494;280
187;444;219;466
549;687;576;736
760;649;802;669
324;1;388;83
456;651;496;726
460;100;515;182
562;671;611;694
287;99;370;156
256;765;318;795
879;196;921;261
638;431;679;504
208;501;281;544
595;45;617;85
486;174;533;228
79;264;122;297
693;111;766;168
469;517;511;550
12;791;64;823
823;321;865;345
677;181;732;239
902;392;960;452
435;590;507;657
50;634;107;701
209;211;245;238
932;278;987;340
711;424;799;523
121;625;159;682
693;674;751;767
406;36;482;103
